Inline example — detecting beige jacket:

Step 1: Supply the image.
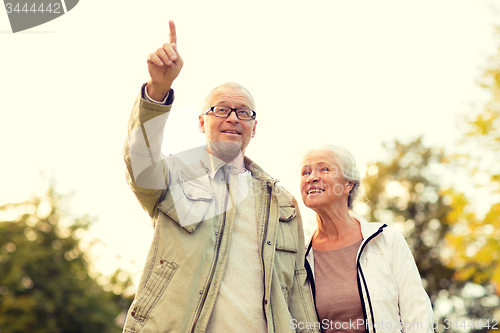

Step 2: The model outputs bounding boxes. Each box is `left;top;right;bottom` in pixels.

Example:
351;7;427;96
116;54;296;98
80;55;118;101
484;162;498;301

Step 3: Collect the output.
122;88;320;333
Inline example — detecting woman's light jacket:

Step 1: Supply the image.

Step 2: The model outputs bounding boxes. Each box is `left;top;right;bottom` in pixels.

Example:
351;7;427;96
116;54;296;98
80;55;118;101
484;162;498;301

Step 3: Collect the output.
305;217;434;333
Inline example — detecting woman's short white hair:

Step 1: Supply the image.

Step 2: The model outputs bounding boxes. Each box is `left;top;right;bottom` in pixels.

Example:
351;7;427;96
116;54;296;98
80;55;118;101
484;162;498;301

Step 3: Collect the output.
303;144;361;209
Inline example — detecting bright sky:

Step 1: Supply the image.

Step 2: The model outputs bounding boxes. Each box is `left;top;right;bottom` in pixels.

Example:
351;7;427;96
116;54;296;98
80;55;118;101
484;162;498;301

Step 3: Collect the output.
1;0;499;284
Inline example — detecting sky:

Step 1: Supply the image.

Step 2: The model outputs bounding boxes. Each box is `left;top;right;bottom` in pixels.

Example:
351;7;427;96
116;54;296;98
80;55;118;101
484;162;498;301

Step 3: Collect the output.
1;0;499;285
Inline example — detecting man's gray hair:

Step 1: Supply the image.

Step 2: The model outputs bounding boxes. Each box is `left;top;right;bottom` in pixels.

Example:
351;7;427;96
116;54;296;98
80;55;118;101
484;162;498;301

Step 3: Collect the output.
303;144;361;209
201;82;256;114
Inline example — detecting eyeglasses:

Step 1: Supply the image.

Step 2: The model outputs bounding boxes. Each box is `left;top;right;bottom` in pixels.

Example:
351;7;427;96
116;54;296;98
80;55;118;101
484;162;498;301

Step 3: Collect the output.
203;106;256;120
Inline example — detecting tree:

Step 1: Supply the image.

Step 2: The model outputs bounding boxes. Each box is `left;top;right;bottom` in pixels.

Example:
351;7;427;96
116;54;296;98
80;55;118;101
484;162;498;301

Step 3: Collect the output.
359;138;496;331
443;28;500;296
0;185;132;333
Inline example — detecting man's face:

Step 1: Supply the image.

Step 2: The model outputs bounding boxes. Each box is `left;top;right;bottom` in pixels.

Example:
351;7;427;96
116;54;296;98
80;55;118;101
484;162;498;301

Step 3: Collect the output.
199;86;257;160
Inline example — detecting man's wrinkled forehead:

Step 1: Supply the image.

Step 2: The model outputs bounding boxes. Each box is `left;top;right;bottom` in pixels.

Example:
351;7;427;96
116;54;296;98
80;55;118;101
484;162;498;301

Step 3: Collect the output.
210;86;255;109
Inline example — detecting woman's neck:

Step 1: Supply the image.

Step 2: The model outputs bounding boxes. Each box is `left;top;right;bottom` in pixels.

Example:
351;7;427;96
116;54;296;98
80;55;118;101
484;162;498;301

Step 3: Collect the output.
312;203;362;251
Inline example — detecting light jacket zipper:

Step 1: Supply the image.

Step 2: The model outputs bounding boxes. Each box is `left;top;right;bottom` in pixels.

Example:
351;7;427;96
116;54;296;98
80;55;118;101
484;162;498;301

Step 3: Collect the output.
356;224;387;333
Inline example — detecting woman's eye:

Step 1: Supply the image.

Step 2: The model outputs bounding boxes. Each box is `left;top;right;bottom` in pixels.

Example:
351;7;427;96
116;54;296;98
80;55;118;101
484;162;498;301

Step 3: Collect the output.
321;167;329;172
302;171;310;176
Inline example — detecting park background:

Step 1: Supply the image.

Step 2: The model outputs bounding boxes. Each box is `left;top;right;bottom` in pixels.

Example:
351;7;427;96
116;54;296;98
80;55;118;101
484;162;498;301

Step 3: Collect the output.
1;0;500;331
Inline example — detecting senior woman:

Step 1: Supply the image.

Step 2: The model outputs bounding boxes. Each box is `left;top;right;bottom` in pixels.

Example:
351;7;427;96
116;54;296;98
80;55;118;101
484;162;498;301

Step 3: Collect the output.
300;145;433;333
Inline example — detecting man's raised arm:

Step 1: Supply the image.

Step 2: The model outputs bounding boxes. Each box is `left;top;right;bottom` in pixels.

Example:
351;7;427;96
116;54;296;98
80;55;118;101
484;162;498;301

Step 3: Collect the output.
124;20;184;218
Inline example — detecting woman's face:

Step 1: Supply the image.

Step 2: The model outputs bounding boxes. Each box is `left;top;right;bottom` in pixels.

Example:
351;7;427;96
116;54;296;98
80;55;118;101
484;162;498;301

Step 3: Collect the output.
300;150;351;210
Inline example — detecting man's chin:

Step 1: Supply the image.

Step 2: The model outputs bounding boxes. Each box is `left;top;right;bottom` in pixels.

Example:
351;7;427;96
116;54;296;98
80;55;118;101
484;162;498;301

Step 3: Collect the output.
207;141;243;162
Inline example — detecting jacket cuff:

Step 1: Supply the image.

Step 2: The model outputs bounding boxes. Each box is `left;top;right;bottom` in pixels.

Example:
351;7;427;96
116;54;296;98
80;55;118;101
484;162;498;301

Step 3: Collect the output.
141;83;174;106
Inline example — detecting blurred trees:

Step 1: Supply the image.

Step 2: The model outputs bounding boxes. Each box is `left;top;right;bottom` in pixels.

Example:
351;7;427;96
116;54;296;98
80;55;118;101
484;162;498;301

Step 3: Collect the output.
443;28;500;294
358;27;500;331
0;185;132;333
362;138;453;301
360;138;497;331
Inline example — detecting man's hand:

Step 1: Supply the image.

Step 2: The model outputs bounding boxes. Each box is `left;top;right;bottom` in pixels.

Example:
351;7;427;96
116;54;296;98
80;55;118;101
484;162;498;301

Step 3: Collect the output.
146;20;184;102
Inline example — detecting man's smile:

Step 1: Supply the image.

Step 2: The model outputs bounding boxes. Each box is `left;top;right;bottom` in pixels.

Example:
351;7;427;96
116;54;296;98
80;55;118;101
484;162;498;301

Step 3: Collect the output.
221;130;242;135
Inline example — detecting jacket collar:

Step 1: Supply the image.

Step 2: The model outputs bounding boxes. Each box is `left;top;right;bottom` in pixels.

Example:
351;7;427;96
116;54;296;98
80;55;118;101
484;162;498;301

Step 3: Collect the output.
358;217;385;240
244;156;277;185
198;147;278;186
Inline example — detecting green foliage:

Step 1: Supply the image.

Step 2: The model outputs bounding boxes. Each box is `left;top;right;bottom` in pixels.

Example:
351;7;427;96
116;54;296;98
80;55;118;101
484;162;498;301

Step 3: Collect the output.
0;186;132;333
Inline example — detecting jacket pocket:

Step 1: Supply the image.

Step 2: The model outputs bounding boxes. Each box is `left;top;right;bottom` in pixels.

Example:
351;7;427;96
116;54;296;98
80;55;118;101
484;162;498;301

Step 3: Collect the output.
158;172;214;233
275;205;298;252
273;202;298;294
131;259;178;322
363;251;397;301
278;204;296;222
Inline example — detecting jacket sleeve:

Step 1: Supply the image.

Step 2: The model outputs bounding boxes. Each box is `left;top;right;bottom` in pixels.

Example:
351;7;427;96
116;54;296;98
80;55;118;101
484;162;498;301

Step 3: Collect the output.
123;84;174;220
289;198;321;333
392;231;434;333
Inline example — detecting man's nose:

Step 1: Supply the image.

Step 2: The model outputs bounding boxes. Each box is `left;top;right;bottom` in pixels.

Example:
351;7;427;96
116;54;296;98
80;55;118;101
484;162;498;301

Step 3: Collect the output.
225;110;240;122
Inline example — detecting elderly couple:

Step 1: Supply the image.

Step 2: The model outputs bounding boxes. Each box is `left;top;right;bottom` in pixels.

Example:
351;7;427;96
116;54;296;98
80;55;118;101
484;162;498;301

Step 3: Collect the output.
122;21;433;333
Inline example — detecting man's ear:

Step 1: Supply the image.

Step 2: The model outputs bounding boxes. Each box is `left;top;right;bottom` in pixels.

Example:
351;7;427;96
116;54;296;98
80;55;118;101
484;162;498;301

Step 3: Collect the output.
251;120;257;138
199;115;205;133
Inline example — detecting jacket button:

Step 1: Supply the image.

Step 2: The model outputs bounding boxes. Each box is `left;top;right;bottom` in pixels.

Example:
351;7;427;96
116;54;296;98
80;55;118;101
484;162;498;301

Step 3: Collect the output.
267;241;272;246
199;291;203;295
264;299;268;305
291;204;295;208
131;311;136;316
160;260;164;264
215;232;219;236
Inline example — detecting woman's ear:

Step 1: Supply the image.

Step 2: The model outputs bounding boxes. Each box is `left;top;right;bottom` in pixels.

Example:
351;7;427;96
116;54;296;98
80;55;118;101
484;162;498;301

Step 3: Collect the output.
346;181;354;193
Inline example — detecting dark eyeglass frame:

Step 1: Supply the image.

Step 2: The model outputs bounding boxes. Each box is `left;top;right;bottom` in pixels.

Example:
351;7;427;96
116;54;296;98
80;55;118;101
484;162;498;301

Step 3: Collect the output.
203;105;257;120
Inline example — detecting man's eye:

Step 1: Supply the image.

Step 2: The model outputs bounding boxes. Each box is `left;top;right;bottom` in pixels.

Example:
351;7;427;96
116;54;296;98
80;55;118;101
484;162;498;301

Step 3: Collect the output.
217;107;229;112
238;109;252;116
302;171;310;176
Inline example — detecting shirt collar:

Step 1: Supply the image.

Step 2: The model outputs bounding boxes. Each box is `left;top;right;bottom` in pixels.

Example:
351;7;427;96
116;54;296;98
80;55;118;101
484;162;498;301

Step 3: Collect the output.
197;146;278;185
198;147;227;179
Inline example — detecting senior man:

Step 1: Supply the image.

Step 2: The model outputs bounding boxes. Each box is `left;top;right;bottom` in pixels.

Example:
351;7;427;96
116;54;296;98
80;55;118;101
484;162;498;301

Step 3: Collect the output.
123;20;319;333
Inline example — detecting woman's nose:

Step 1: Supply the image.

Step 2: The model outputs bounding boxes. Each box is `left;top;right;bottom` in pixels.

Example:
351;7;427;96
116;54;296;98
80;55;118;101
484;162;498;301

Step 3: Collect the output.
308;170;319;183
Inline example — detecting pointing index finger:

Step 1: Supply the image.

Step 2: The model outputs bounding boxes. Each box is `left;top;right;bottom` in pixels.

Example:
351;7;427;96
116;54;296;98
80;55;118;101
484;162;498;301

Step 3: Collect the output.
169;20;177;46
